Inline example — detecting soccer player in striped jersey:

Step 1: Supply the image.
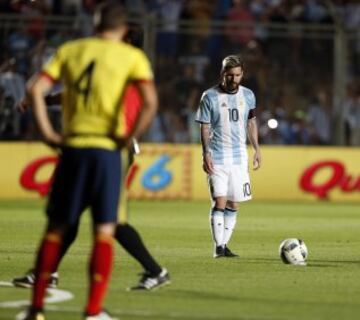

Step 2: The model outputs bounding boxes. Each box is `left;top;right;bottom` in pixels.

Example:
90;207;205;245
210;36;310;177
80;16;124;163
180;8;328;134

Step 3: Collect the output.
19;3;158;320
195;55;261;258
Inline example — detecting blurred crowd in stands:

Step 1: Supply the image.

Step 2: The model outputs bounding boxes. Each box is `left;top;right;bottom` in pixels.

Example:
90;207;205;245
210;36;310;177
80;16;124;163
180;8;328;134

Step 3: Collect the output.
0;0;360;145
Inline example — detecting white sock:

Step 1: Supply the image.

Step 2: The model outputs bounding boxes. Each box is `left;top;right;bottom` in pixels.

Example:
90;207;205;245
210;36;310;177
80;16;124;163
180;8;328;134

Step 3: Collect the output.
210;208;225;247
222;208;237;246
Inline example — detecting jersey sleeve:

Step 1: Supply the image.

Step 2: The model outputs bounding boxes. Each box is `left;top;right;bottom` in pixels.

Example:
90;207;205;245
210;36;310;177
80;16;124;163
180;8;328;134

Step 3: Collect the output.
195;93;211;124
42;47;64;81
244;88;256;110
130;49;153;81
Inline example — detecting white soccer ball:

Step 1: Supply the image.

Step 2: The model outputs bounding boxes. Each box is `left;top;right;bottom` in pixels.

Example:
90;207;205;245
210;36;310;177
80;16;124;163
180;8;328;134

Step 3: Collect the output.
279;238;308;266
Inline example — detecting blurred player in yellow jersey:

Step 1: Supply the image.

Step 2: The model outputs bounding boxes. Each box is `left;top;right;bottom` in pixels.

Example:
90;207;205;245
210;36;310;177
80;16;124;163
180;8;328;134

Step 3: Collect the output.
20;2;158;320
13;25;170;293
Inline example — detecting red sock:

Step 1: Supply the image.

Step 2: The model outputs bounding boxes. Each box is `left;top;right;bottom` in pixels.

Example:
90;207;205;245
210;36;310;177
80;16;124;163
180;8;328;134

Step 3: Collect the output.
86;235;114;315
32;233;62;309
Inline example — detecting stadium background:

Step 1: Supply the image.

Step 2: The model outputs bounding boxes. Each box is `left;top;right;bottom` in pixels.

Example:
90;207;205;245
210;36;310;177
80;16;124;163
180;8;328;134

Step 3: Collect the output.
0;2;360;320
0;0;359;203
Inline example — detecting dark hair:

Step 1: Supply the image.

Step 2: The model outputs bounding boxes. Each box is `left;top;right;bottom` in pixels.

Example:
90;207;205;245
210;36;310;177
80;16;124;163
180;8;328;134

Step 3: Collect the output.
94;2;127;32
221;55;244;73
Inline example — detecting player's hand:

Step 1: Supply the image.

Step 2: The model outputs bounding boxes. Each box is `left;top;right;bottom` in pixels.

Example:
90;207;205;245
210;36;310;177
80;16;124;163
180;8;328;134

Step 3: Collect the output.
44;133;64;151
113;136;134;150
253;149;261;170
202;152;214;174
16;97;30;113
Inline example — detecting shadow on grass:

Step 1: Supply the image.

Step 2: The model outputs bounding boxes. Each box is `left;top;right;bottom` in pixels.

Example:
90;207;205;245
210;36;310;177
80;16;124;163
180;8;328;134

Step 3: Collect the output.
308;259;360;268
164;289;240;302
236;257;360;268
242;257;280;264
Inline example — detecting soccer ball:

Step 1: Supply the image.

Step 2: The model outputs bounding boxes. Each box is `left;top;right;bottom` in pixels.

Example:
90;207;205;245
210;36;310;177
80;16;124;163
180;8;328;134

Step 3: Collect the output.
279;238;308;266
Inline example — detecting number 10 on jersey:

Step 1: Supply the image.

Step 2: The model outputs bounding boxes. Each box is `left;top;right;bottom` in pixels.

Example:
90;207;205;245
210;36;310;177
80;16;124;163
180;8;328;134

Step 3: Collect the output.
228;108;239;122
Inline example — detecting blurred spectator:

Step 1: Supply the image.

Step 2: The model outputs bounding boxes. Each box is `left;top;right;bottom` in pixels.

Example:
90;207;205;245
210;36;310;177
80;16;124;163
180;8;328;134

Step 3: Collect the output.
179;0;215;52
304;0;332;24
242;40;267;104
11;0;52;39
74;0;105;36
154;0;184;61
213;0;233;20
258;109;283;144
48;29;72;47
169;114;190;143
124;0;145;15
258;96;310;145
306;89;332;145
264;1;290;75
225;0;255;52
0;58;26;138
145;114;168;143
7;27;33;76
291;109;311;145
288;0;306;70
343;84;360;146
344;2;360;76
0;86;13;138
29;38;56;74
174;64;201;111
60;0;82;15
0;59;26;106
275;107;292;144
249;0;268;40
179;40;210;82
173;64;201;143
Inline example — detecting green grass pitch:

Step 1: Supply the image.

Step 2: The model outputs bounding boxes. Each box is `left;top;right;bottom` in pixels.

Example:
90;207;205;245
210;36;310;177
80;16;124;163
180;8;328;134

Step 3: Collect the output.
0;200;360;320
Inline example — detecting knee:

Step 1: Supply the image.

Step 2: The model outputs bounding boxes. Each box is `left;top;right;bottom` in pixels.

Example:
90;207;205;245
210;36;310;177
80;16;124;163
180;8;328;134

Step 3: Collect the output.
226;201;238;211
213;197;227;210
94;222;116;237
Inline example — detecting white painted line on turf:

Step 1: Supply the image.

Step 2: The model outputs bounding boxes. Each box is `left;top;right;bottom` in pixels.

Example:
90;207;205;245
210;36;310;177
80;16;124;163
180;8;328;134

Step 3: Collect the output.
10;305;284;320
1;281;281;320
13;309;119;320
14;310;27;320
0;281;73;308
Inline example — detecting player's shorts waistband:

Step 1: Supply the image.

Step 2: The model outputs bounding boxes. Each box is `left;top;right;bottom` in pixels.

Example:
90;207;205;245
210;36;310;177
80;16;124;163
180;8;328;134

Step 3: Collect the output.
64;133;123;150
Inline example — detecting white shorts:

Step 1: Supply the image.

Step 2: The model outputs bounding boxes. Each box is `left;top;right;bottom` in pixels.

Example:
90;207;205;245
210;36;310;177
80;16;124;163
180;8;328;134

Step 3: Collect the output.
208;164;252;202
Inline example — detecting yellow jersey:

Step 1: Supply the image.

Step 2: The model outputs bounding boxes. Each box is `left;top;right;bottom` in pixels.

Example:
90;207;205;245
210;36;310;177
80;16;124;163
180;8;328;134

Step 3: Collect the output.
42;37;153;150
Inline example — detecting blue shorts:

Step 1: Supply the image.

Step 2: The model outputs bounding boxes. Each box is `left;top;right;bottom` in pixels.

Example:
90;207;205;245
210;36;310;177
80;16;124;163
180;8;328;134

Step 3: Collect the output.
46;147;121;225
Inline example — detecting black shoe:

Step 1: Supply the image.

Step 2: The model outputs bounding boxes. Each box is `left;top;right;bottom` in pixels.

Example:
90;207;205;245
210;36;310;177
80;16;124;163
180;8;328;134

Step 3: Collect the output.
213;246;225;258
129;268;170;291
224;245;238;257
12;269;59;288
18;308;45;320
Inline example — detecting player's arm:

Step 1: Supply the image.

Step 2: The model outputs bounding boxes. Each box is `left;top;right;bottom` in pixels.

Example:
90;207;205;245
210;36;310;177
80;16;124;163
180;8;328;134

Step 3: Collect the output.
247;114;261;170
195;93;213;174
200;123;214;174
26;74;63;148
128;80;158;142
17;92;61;113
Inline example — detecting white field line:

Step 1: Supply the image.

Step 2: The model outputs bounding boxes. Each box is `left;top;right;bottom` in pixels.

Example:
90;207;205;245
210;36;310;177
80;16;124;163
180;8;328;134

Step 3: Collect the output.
7;305;285;320
1;281;284;320
0;281;73;308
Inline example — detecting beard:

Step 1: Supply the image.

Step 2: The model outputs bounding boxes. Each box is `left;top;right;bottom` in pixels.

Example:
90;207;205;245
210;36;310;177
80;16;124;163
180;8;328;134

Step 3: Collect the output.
224;81;240;93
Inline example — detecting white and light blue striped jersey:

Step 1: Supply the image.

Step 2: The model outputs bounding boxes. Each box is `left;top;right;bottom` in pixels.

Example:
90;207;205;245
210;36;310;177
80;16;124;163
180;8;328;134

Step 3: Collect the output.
195;85;256;165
